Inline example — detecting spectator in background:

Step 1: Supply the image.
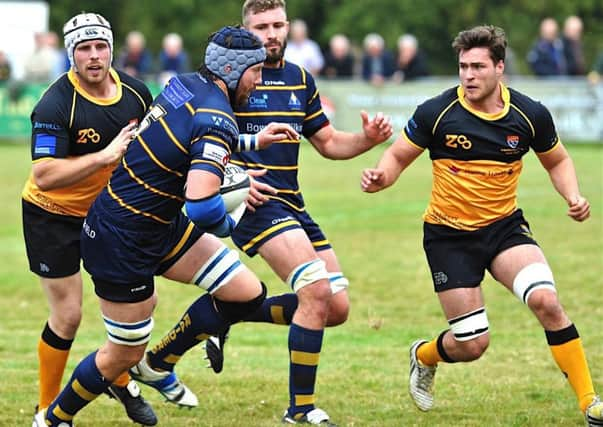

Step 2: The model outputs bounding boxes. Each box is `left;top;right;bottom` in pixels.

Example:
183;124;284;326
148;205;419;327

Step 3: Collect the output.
361;32;395;85
157;32;190;86
115;30;153;80
0;50;11;83
527;17;566;76
23;32;64;83
321;33;355;79
562;15;586;76
587;50;603;84
284;19;324;75
393;33;429;82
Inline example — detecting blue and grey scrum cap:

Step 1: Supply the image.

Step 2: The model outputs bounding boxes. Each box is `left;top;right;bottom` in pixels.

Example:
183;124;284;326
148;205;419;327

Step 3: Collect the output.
205;26;266;94
63;12;113;70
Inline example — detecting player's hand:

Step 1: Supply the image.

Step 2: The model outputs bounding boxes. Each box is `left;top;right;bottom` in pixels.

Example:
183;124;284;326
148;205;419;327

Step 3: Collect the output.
256;122;300;149
100;122;137;166
567;195;590;222
245;168;277;212
361;110;393;145
360;168;386;193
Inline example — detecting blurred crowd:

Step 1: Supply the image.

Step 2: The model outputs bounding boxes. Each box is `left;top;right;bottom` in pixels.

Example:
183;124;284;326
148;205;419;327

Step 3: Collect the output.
1;15;603;88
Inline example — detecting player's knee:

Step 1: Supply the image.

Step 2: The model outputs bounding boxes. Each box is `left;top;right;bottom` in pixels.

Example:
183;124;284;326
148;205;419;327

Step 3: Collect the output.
53;307;83;336
326;295;350;326
527;289;564;322
214;282;267;323
458;334;490;361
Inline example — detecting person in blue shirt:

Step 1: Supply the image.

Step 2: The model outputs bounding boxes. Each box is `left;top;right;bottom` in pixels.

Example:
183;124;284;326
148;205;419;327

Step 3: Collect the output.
135;1;393;425
34;25;298;427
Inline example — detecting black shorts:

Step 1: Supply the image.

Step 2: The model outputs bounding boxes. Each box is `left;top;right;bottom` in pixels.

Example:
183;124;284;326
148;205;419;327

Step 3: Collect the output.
22;199;84;278
423;209;538;292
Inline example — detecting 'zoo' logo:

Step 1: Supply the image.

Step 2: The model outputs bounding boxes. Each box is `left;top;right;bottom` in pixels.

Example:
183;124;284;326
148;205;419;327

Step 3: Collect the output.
77;128;101;143
445;134;472;150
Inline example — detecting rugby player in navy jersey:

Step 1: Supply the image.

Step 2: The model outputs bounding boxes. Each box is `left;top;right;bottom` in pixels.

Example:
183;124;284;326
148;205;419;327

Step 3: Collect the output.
23;12;158;426
34;25;299;427
137;0;392;424
361;25;602;426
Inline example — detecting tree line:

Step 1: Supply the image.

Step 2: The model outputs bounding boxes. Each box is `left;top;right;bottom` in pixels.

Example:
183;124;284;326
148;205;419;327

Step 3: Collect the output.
49;0;603;75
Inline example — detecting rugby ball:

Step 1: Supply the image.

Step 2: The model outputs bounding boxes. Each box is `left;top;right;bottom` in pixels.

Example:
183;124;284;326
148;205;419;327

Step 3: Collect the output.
220;163;250;212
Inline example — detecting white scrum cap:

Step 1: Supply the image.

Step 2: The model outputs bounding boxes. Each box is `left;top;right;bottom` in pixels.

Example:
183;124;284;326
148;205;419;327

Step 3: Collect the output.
63;12;113;70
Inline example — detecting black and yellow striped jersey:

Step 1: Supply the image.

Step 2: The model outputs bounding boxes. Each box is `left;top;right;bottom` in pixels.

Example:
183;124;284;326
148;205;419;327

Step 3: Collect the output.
403;83;559;231
95;72;239;227
22;69;152;217
231;60;329;211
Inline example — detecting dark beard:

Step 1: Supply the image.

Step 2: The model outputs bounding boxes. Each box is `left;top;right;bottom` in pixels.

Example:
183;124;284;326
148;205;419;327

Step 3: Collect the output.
265;39;287;65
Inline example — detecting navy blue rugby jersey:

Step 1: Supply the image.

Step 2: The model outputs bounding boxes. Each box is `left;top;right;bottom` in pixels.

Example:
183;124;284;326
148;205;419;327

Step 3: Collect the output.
96;72;238;226
403;83;559;231
22;68;151;217
231;60;329;211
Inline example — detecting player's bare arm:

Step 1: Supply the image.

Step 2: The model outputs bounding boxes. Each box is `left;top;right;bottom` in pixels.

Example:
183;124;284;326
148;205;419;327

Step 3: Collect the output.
309;110;393;160
361;133;423;193
536;142;590;222
32;122;137;191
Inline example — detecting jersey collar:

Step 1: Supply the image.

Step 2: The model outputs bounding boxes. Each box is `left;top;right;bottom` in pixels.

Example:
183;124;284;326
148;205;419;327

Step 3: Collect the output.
457;81;510;121
68;68;122;105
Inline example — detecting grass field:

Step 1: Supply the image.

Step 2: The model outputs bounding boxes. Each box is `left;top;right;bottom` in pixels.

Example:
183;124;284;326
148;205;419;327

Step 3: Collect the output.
0;140;601;426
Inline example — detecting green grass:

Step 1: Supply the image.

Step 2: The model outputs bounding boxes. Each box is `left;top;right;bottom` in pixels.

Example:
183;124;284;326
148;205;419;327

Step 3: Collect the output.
0;140;601;426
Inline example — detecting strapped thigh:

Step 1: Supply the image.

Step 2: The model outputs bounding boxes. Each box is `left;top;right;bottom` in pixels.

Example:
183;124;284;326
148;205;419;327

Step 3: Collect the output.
190;243;245;294
286;259;329;292
512;262;556;304
103;315;154;346
328;272;349;294
448;307;489;342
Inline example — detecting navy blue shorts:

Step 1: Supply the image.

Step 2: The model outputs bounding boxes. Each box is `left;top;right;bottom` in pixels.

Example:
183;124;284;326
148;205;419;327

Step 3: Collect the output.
81;202;203;303
423;209;538;292
231;200;331;257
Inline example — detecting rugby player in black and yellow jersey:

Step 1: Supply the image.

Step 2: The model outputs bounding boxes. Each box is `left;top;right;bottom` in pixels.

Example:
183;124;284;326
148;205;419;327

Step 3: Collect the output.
361;25;602;426
24;12;156;426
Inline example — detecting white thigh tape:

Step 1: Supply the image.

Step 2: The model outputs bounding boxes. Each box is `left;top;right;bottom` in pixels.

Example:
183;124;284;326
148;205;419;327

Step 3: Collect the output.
286;259;328;292
512;262;556;304
103;316;154;346
328;272;349;294
448;307;489;342
191;244;244;294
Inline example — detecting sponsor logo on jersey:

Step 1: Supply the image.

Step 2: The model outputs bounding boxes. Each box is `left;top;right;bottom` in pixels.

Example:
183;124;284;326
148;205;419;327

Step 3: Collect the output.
202;143;229;165
162;76;194;109
264;80;286;85
506;135;519;148
34;122;62;130
249;94;269;108
288;92;301;109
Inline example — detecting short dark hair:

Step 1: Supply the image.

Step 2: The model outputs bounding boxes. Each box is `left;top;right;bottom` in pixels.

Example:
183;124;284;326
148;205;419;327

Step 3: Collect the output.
452;25;507;63
242;0;286;25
